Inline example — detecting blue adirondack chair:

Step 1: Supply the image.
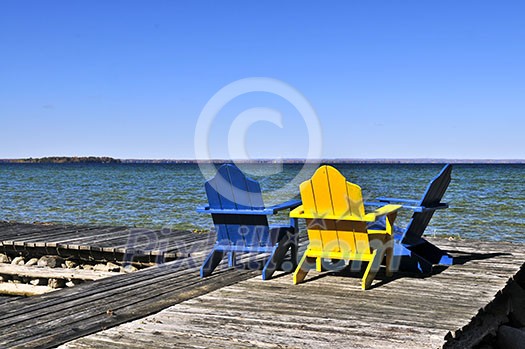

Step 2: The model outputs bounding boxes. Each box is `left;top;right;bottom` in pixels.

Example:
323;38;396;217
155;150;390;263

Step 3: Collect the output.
369;164;453;273
197;164;301;280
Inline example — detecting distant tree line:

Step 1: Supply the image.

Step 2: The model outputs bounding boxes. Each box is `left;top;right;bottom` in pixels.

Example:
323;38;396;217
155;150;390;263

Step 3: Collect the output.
0;157;121;164
0;158;523;164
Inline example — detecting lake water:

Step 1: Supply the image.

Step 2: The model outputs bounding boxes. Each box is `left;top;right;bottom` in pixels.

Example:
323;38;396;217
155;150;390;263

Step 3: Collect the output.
0;163;523;242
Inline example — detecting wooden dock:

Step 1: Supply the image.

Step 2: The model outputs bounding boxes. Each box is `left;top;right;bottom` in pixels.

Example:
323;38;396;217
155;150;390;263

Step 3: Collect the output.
0;222;524;348
0;221;212;263
59;239;525;349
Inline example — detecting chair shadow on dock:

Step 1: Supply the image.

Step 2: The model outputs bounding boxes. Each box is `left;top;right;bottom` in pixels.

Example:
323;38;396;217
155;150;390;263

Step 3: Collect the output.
195;247;512;290
219;253;298;279
296;249;512;290
451;250;512;265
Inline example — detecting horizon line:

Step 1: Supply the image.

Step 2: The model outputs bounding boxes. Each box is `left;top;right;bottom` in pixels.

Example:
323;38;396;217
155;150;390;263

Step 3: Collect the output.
0;156;524;164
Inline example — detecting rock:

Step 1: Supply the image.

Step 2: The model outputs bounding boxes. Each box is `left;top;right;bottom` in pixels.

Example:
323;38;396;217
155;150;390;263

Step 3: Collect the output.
48;278;65;289
0;254;9;263
514;265;525;289
497;325;525;349
64;260;77;269
37;256;64;268
29;278;46;286
25;258;39;266
65;281;76;288
67;278;83;286
82;264;94;270
93;264;109;272
122;265;138;273
106;262;121;272
475;344;493;349
11;256;25;265
508;282;525;327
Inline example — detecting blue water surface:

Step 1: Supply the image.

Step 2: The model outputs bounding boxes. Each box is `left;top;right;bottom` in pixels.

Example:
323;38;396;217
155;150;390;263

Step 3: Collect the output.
0;163;523;242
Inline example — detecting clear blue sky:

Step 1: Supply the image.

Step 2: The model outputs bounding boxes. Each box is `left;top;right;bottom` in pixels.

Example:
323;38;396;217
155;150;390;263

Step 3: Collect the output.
1;1;524;160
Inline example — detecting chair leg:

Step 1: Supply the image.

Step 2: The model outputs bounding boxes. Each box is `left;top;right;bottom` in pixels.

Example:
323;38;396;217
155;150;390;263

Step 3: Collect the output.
385;236;394;277
263;242;289;280
228;251;236;267
385;247;393;277
406;239;453;267
362;250;380;290
290;218;299;269
200;248;225;278
316;257;323;272
263;230;298;280
290;233;299;270
393;241;434;274
293;253;316;284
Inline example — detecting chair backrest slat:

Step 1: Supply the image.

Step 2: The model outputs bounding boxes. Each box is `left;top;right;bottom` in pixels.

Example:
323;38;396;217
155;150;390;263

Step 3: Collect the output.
403;164;452;243
419;164;452;207
301;165;370;254
204;164;269;246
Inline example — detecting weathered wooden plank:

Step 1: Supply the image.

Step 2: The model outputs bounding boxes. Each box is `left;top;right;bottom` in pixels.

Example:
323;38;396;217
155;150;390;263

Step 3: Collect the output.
0;283;56;297
0;250;273;349
0;223;210;262
2;221;524;349
3;226;104;244
39;229;127;248
0;264;122;281
12;227;92;243
0;224;68;238
88;228;202;251
1;267;256;348
0;295;19;306
59;237;525;349
0;226;67;243
0;261;201;322
0;255;228;329
51;227;129;244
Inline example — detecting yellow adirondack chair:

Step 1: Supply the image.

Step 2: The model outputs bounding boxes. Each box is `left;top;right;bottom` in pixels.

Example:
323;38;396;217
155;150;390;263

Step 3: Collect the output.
291;165;402;290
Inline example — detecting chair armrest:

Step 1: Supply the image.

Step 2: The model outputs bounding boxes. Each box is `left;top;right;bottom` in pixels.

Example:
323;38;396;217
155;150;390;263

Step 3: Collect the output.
196;205;210;213
364;201;386;207
290;204;402;222
376;197;420;205
267;199;302;214
376;197;448;212
197;199;301;215
434;203;449;209
366;204;402;219
289;205;304;218
196;206;273;215
424;203;449;210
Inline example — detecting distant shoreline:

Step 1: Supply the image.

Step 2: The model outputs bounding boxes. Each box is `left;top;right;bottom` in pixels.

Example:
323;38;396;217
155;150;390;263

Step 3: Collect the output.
0;157;121;164
0;157;524;164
